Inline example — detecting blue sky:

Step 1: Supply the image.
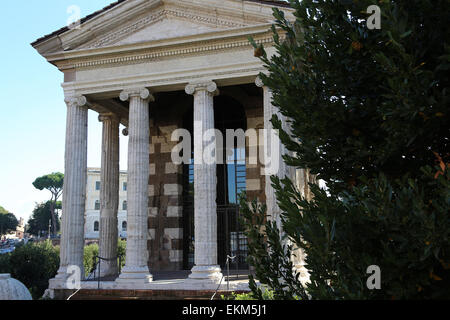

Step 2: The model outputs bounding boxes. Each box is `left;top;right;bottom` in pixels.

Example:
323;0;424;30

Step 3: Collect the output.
0;1;128;222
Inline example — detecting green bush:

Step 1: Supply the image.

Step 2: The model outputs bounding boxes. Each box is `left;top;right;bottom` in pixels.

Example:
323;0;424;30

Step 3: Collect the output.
83;243;99;278
83;240;127;277
222;289;276;300
7;241;59;300
0;253;11;273
0;239;127;299
118;239;126;270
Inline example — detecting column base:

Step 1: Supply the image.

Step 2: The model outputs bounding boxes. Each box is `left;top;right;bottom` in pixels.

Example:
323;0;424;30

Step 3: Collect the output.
95;262;118;279
115;266;153;284
48;277;69;290
187;265;223;283
49;265;84;290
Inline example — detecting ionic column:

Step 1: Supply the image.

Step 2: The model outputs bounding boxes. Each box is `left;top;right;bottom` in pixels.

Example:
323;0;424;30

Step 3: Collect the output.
116;88;153;283
97;113;120;277
256;76;310;283
185;81;223;282
51;95;88;286
256;76;295;226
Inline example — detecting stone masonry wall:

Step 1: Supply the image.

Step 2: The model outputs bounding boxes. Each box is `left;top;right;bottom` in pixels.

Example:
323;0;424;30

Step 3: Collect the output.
245;106;266;203
148;120;184;271
146;90;266;272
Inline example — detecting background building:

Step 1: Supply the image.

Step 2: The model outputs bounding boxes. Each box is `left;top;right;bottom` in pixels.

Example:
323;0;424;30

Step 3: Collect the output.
15;218;25;239
84;168;128;239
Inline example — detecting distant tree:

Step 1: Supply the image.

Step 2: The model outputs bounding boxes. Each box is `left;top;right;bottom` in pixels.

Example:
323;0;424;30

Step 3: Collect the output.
0;206;19;236
32;173;63;236
26;201;61;237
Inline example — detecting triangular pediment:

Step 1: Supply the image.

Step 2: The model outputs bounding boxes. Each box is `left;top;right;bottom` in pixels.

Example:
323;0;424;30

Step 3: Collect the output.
113;18;227;46
81;6;249;50
33;0;292;55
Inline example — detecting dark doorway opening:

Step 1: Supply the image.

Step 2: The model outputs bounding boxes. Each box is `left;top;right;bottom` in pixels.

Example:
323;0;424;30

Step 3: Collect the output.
182;93;249;270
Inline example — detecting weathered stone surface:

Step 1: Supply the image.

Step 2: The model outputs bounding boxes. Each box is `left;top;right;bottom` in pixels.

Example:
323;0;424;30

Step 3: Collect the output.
186;81;222;282
32;0;300;293
0;274;32;300
256;76;311;284
117;88;153;283
51;95;88;288
97;114;120;277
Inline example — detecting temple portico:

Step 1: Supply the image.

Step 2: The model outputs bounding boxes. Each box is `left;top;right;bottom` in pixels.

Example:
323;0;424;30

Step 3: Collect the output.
32;0;311;296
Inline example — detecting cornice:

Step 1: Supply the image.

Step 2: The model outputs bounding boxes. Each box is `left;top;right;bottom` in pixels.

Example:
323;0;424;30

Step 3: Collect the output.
51;25;280;71
58;0;161;51
65;38;273;71
47;23;275;60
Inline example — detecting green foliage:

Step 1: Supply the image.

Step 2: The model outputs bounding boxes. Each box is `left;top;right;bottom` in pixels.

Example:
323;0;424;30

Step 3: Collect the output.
256;1;449;193
83;240;127;278
0;211;18;236
2;241;60;300
117;239;126;270
26;201;61;236
32;173;64;194
0;253;10;273
221;289;276;301
0;206;9;214
83;243;99;278
240;198;308;300
244;0;450;300
0;239;127;298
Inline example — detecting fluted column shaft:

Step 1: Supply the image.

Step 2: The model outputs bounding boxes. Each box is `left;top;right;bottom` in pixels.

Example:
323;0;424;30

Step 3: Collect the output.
186;81;222;282
256;77;310;282
98;114;120;277
117;88;153;283
256;77;295;225
56;95;88;282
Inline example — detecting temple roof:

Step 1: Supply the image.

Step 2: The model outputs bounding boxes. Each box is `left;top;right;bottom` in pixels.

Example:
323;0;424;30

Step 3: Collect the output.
32;0;290;47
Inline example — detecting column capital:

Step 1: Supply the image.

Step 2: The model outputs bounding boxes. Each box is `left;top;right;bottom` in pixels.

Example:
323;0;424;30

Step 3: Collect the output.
98;113;119;123
255;76;264;88
120;87;154;102
185;80;219;96
64;95;87;108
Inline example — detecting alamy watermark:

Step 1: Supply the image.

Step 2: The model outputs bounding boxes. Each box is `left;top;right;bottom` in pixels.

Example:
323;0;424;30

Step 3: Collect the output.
67;5;81;30
367;5;381;30
366;265;381;290
171;125;282;176
66;265;82;290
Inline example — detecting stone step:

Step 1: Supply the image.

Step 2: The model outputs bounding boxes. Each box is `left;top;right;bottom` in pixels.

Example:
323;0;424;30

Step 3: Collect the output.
64;289;249;300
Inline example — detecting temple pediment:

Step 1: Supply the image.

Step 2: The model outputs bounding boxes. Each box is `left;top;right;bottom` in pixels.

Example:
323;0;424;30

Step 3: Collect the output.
33;0;291;55
82;9;243;49
109;18;226;46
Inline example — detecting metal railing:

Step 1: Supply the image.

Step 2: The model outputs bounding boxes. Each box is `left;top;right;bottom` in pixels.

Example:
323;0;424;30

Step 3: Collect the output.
93;254;124;289
211;254;236;300
217;205;249;271
66;253;124;300
66;261;101;300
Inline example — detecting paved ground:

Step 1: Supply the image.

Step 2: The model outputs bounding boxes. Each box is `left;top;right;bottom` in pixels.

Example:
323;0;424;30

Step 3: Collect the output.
87;270;251;282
